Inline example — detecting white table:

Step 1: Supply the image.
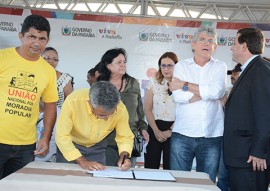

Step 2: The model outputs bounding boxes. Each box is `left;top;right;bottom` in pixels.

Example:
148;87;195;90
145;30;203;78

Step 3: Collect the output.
0;162;220;191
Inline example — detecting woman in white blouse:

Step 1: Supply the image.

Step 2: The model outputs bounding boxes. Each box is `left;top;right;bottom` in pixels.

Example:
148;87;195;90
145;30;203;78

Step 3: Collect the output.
144;52;178;169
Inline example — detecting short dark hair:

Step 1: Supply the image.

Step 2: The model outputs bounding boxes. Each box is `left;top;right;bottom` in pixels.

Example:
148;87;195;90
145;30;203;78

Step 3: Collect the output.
90;81;120;112
97;48;128;81
21;15;51;38
237;28;264;55
93;62;101;72
87;68;96;77
42;47;58;55
87;62;101;77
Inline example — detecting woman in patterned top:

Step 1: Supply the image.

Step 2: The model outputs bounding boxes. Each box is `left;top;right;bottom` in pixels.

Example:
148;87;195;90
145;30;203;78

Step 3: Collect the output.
144;52;178;169
35;47;74;162
42;47;74;109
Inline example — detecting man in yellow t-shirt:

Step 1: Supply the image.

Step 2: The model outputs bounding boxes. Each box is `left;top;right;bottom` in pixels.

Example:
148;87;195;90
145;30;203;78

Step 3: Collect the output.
56;81;134;171
0;15;58;179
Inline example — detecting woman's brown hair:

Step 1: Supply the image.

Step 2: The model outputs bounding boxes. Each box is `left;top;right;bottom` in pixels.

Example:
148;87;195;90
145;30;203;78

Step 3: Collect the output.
155;52;178;84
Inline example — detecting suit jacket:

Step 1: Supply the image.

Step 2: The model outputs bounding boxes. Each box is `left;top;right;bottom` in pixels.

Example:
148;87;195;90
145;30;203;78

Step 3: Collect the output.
224;56;270;168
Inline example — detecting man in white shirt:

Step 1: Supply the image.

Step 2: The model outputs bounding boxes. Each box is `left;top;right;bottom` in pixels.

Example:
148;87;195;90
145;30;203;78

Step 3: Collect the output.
168;26;227;182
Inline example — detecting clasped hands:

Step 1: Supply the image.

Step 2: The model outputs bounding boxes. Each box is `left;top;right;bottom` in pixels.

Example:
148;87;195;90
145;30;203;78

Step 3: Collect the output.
154;129;172;143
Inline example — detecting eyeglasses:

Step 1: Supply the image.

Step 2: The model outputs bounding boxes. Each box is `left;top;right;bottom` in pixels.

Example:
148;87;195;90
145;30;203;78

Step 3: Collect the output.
90;103;117;119
43;57;59;62
197;37;216;44
161;64;174;69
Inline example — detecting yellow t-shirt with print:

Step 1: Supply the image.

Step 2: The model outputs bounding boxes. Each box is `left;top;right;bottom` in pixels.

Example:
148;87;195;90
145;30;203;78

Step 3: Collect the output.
0;47;58;145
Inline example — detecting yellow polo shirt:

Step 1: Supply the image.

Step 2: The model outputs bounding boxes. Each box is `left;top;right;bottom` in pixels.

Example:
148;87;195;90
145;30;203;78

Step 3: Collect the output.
55;88;134;161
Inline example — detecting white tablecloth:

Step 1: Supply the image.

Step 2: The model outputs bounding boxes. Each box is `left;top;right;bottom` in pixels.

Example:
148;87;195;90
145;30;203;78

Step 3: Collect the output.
0;162;220;191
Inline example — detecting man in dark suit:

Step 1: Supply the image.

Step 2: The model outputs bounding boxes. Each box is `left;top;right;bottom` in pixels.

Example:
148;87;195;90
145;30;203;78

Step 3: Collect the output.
224;28;270;191
218;63;242;191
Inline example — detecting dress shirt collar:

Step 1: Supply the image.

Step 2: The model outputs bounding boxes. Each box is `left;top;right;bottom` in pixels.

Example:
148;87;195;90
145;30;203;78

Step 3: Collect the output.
240;55;258;75
189;56;215;66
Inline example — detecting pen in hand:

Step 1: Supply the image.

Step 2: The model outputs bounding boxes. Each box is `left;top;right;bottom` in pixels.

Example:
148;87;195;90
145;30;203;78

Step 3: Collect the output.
120;154;127;168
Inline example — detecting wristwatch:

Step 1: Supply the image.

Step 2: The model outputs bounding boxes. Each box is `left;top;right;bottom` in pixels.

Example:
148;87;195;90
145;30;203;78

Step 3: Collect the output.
182;82;189;92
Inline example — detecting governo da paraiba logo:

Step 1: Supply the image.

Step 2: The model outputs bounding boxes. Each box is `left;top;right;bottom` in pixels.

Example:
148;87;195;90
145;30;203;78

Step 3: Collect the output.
62;26;95;38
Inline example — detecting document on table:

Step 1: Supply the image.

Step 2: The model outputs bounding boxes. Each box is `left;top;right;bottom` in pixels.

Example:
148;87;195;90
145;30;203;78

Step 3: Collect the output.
87;168;176;182
133;170;176;182
87;168;134;179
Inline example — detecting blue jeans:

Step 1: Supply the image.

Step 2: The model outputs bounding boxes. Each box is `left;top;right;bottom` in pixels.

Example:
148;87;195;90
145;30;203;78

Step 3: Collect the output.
0;143;35;179
217;140;230;191
170;133;221;182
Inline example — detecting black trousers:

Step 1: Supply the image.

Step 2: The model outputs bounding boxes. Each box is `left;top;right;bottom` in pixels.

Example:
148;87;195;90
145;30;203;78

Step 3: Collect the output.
144;120;174;170
0;143;35;179
228;166;270;191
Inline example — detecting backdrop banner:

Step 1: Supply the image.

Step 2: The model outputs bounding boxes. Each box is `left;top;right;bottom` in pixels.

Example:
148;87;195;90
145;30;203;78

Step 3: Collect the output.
1;8;270;90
